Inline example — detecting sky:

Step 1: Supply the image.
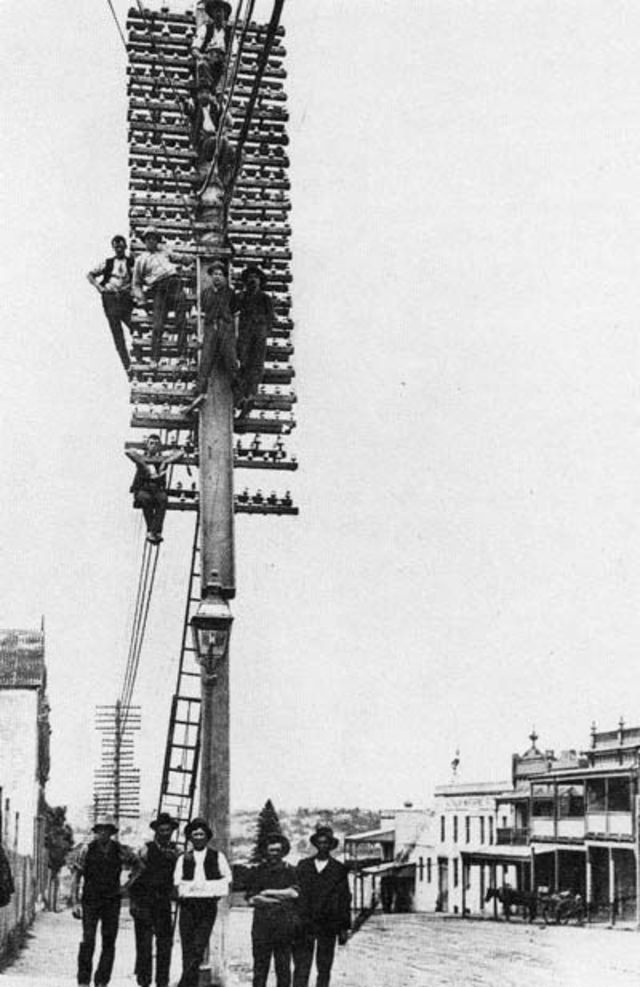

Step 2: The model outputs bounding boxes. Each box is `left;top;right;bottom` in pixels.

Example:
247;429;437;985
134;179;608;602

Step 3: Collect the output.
3;0;640;825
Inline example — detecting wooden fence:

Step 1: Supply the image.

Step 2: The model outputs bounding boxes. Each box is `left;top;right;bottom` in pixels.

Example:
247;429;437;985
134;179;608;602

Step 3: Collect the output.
0;849;36;965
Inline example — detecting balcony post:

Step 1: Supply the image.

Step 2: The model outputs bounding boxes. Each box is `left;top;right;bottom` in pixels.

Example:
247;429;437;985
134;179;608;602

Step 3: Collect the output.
585;846;592;924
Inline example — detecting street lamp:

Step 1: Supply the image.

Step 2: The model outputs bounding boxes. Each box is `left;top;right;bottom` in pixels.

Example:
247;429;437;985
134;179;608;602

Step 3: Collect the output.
190;572;233;679
190;571;233;987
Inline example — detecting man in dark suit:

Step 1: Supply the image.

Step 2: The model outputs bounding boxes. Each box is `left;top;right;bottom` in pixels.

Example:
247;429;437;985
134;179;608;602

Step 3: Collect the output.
293;826;351;987
129;812;180;987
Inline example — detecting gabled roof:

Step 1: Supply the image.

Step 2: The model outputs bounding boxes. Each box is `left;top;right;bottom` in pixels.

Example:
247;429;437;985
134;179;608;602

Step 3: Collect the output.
0;629;46;689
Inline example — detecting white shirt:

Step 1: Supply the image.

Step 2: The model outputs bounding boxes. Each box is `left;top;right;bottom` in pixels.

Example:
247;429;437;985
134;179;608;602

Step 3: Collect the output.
174;848;231;899
132;249;178;292
202;105;217;135
193;23;227;54
314;859;329;873
89;257;131;292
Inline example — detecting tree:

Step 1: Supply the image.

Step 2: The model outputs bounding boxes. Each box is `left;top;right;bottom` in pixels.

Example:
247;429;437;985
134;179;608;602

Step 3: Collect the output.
44;804;74;911
250;799;283;864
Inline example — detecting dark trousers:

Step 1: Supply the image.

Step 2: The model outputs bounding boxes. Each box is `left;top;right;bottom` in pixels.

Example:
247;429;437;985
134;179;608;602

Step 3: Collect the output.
178;898;218;987
135;488;168;537
292;933;336;987
252;938;292;987
149;276;188;361
132;896;173;987
237;327;267;401
102;291;133;371
77;897;120;986
196;50;225;92
197;322;237;393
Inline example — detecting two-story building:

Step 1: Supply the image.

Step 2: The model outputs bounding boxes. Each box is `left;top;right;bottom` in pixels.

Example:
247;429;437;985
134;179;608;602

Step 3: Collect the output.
344;804;434;913
526;720;639;922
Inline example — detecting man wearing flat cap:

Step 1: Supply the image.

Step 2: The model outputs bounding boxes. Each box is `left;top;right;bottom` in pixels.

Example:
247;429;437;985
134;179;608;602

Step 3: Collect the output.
247;832;299;987
189;261;239;413
129;813;180;987
174;817;231;987
293;826;351;987
192;1;233;93
70;815;137;987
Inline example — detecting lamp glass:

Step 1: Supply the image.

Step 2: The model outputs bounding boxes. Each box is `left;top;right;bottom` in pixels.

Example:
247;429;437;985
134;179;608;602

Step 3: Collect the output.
194;625;229;661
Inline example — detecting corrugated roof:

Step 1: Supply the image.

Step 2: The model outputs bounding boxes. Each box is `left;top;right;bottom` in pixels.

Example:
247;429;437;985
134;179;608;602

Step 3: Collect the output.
0;629;45;689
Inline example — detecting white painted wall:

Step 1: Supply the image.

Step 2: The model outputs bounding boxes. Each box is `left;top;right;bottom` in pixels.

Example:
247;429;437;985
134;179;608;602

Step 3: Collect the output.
0;690;39;856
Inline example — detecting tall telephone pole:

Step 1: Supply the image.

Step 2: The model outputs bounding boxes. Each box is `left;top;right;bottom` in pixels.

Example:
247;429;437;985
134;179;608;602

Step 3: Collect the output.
125;3;296;983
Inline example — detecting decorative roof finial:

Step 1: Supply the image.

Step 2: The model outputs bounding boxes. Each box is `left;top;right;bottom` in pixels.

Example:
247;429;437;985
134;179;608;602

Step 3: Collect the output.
529;727;539;750
451;748;460;780
590;721;597;748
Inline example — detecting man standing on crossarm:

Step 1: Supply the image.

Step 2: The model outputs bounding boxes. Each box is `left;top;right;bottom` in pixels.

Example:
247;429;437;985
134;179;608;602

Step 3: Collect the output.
191;0;232;93
132;226;189;366
87;235;134;373
235;265;273;417
174;817;231;987
247;833;299;987
293;826;351;987
70;815;137;987
129;813;180;987
188;261;238;414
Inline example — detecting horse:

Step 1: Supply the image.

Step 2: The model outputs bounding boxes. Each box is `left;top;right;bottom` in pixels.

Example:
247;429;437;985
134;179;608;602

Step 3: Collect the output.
485;885;538;922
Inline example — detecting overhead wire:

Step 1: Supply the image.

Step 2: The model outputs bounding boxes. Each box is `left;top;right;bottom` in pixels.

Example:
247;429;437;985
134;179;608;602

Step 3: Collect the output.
226;0;285;195
105;0;128;49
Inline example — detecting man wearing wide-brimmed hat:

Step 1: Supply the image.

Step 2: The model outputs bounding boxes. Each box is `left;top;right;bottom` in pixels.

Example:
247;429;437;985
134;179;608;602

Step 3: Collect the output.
71;815;137;987
192;0;233;93
235;264;273;416
174;817;231;987
129;812;180;987
131;226;189;366
293;825;351;987
246;832;299;987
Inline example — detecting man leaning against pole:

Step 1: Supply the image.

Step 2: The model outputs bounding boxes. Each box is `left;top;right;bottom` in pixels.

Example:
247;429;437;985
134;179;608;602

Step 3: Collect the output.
174;816;231;987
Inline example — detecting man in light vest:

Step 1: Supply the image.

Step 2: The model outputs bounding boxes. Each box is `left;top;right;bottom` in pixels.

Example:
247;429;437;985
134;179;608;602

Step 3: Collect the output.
87;235;134;373
191;0;232;93
174;817;231;987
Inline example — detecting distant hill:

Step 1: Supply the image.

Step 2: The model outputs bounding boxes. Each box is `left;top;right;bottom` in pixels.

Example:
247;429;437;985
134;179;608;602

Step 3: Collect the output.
71;805;381;863
232;806;380;863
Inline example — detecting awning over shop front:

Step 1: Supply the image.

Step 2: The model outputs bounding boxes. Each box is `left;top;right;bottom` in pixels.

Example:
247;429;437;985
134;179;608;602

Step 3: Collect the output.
496;791;530;803
345;828;395;845
361;861;416;879
461;849;531;865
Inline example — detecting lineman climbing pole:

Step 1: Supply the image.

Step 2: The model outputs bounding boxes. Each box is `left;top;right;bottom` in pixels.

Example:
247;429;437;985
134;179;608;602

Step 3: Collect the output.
123;2;296;983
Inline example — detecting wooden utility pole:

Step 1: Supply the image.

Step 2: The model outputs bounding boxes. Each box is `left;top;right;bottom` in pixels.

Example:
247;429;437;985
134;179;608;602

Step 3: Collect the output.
124;3;296;984
195;258;235;986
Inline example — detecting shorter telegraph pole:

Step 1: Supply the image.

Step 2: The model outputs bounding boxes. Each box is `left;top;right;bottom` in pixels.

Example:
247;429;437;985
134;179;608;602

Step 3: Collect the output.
93;702;141;822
